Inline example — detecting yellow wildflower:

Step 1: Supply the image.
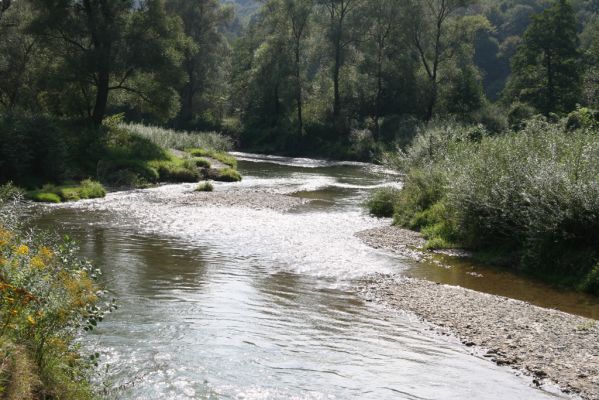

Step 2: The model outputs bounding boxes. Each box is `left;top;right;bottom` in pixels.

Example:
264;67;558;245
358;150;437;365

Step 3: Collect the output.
15;245;29;255
38;246;54;262
27;315;36;326
30;256;45;269
0;229;11;248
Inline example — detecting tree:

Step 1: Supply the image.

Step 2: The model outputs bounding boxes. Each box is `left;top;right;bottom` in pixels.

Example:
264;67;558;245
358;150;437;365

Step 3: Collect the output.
0;0;11;21
362;0;402;138
0;0;37;111
318;0;359;126
580;16;599;108
282;0;312;136
407;0;477;120
506;0;581;115
167;0;233;128
229;2;294;134
29;0;184;125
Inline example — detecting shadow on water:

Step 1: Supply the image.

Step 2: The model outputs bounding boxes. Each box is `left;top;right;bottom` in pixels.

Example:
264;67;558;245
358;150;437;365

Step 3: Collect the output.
403;254;599;320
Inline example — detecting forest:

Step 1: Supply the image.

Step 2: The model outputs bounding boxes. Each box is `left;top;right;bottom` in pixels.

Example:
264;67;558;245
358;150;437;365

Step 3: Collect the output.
0;0;596;158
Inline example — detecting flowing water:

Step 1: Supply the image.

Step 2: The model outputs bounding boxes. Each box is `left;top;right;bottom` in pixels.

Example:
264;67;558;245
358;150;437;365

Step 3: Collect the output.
29;153;583;400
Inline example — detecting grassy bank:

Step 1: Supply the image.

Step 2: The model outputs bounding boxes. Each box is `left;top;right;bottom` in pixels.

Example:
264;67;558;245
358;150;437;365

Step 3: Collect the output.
27;180;106;203
368;113;599;294
0;115;241;200
0;184;114;398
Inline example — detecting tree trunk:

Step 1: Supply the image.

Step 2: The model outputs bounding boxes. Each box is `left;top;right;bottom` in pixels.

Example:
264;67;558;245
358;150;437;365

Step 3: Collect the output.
374;45;383;140
546;52;554;114
92;49;110;126
295;45;303;136
425;83;437;121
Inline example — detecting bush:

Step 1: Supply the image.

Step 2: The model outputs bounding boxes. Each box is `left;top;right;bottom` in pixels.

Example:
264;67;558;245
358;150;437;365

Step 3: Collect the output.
389;119;599;292
0;115;69;186
213;168;242;182
0;185;114;397
152;160;200;183
196;182;214;192
507;102;536;130
26;181;106;203
193;158;211;169
366;188;400;218
187;148;238;168
29;192;62;204
582;263;599;294
78;179;106;199
566;107;599;131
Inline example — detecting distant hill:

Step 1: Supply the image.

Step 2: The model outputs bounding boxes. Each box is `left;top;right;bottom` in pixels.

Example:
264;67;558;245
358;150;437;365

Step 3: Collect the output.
222;0;259;21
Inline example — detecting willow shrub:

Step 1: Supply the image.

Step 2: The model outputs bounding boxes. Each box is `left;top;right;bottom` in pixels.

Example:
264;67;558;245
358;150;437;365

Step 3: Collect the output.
365;188;401;218
392;119;599;291
0;184;115;398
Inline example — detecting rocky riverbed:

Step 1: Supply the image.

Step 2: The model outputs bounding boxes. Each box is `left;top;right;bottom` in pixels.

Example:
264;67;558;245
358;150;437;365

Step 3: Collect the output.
357;226;599;399
179;189;309;212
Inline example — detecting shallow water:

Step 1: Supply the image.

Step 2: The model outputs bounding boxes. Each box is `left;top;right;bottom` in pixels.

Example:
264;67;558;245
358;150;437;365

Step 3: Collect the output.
30;154;573;399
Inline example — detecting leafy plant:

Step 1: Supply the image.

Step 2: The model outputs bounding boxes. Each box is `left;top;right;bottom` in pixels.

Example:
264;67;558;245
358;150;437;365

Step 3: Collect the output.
195;182;214;192
365;188;400;218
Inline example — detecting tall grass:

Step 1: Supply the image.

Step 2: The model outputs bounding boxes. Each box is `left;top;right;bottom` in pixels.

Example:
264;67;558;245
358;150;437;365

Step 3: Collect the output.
385;118;599;292
123;123;233;152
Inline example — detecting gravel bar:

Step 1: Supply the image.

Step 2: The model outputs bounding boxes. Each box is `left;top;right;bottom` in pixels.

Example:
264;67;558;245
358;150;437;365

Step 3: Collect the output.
357;226;599;399
179;190;309;212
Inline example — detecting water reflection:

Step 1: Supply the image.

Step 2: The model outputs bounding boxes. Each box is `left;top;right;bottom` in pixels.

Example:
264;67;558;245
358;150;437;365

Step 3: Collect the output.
27;156;569;399
405;255;599;320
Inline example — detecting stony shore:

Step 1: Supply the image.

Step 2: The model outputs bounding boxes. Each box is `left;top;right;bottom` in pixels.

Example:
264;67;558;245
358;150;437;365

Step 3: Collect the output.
180;189;309;212
357;226;599;399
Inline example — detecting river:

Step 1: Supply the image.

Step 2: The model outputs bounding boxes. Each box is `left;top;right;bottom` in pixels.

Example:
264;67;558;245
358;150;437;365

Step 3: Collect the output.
30;153;576;399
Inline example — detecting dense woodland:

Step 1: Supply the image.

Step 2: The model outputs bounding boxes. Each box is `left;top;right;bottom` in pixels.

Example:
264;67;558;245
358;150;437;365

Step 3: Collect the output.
0;0;597;158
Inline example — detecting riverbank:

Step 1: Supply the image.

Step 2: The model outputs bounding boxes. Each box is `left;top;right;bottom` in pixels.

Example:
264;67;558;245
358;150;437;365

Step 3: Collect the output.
373;119;599;294
357;226;599;399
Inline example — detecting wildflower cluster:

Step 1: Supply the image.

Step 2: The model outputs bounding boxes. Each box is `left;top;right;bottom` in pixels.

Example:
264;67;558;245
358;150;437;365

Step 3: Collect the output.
0;184;115;398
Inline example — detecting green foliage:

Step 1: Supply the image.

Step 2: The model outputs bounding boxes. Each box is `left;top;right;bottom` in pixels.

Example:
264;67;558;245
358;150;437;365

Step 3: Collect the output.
193;158;212;169
388;119;599;293
149;158;200;183
0;115;68;187
166;0;233;127
0;186;114;397
196;182;214;192
28;0;185;124
365;188;400;218
566;106;599;130
187;148;238;168
26;181;106;203
213;168;242;182
78;179;106;199
506;0;582;115
123;123;233;152
28;192;61;204
582;263;599;294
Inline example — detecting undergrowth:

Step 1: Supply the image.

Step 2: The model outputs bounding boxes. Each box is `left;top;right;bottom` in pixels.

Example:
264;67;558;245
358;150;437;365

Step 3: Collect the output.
375;117;599;293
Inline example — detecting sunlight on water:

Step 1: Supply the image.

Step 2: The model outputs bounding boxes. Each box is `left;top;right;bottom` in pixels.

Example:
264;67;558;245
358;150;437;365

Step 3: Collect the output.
32;155;567;400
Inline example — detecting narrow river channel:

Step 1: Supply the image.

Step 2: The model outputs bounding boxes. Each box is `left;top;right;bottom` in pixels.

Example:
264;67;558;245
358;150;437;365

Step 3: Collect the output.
30;154;574;399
